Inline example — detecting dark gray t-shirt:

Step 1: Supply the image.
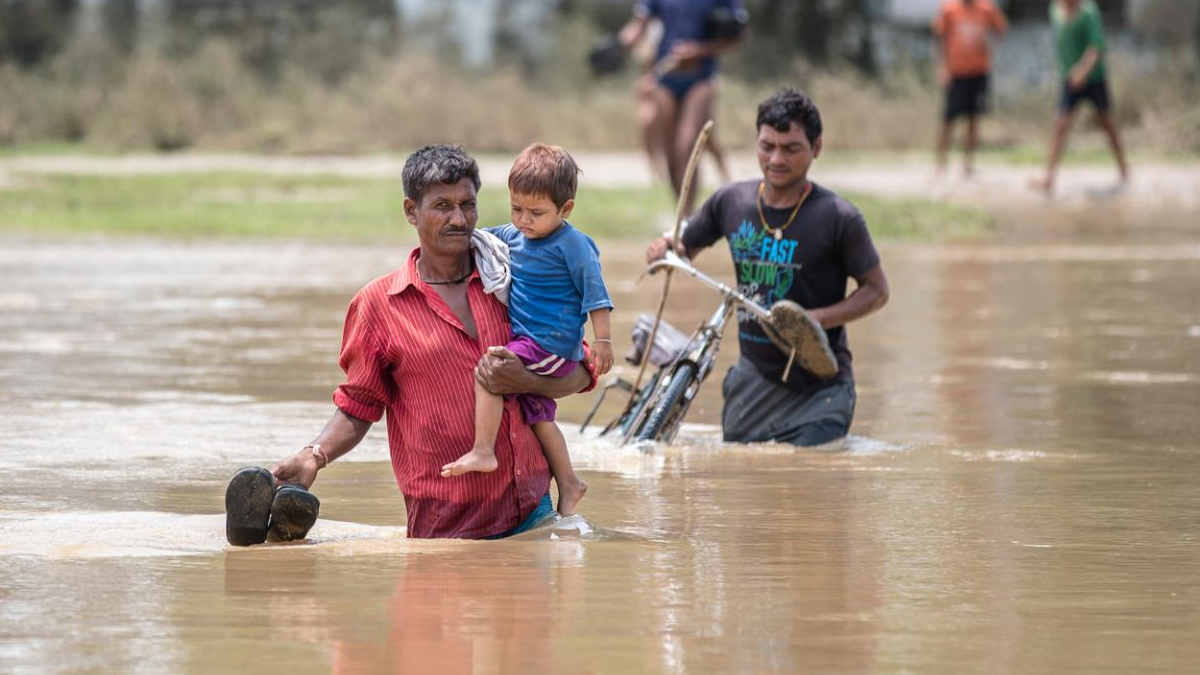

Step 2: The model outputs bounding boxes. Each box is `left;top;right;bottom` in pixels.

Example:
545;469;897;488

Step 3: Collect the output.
682;180;881;393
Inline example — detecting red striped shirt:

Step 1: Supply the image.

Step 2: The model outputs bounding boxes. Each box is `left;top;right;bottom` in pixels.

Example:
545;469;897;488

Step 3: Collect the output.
333;248;584;539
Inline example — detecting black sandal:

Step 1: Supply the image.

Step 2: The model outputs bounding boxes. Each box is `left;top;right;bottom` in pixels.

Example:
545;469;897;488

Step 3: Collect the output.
224;467;276;546
267;485;320;542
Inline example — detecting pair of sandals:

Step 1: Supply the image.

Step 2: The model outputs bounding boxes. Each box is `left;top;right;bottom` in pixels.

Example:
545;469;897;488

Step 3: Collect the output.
224;467;320;546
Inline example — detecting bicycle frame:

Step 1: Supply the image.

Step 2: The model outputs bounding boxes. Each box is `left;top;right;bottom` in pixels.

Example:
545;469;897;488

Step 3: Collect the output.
617;297;733;444
581;251;776;445
647;251;772;324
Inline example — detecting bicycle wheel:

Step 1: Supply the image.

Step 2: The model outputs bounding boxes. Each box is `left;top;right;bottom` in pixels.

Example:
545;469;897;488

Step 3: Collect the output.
635;361;698;442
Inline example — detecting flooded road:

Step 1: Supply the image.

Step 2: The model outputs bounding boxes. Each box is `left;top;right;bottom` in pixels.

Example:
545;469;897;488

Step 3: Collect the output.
2;201;1199;673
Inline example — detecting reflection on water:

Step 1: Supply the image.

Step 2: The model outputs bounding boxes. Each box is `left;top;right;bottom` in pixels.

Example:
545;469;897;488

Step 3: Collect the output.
2;206;1200;673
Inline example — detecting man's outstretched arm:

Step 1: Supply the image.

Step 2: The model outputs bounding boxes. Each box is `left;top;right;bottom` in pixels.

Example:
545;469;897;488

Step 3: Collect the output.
271;408;372;490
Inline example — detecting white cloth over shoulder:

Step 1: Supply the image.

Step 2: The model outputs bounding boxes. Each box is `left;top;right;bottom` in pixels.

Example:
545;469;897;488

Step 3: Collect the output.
471;229;511;306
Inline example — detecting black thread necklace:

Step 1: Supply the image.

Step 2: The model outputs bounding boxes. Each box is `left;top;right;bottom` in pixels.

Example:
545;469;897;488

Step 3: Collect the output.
419;261;472;285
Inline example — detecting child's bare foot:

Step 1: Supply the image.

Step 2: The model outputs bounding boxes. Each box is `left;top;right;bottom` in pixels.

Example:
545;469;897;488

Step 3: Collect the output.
441;450;498;477
556;478;588;516
1029;176;1054;194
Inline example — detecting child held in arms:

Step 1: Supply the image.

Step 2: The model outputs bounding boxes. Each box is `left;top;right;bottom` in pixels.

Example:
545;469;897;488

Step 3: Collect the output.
441;143;614;517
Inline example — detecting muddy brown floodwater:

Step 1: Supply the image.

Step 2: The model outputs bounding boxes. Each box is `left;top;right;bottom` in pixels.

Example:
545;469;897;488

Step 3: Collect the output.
2;199;1199;674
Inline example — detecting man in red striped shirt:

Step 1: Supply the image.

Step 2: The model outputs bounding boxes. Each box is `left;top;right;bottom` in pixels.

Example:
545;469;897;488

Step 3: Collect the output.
265;145;595;539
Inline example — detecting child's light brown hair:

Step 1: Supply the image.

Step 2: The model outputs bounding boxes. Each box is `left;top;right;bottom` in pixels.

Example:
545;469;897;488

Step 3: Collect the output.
508;143;581;208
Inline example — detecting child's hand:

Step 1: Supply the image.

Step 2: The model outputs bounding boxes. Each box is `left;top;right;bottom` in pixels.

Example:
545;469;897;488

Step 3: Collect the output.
593;341;614;376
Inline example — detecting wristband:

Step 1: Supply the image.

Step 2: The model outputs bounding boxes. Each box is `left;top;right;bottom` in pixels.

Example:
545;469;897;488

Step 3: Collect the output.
306;444;329;468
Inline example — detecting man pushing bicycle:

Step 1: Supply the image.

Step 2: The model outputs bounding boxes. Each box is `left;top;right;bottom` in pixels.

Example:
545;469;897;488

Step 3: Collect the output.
645;88;889;446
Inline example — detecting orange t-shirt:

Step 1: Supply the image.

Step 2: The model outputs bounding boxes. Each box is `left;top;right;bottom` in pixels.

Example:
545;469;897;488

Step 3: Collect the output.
933;0;1008;78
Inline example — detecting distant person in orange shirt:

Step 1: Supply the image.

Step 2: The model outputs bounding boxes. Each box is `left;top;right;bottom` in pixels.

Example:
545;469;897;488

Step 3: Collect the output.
932;0;1007;177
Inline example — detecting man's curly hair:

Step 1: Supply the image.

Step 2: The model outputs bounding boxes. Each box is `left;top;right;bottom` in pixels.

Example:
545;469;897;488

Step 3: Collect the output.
756;88;823;144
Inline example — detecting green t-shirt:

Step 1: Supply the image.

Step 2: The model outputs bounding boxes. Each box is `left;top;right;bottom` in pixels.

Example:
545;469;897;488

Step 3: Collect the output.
1051;0;1106;83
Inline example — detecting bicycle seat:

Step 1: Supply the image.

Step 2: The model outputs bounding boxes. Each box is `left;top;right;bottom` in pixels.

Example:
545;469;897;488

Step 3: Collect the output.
626;313;691;367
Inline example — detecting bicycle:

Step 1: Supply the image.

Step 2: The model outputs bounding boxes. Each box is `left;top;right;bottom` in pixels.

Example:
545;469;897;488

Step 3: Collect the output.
580;250;836;445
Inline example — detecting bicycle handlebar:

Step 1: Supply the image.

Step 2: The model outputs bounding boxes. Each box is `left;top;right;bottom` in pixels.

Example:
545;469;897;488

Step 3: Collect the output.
646;251;772;322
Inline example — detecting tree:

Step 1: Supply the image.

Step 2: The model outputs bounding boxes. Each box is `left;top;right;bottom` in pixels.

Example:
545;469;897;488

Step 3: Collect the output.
0;0;79;66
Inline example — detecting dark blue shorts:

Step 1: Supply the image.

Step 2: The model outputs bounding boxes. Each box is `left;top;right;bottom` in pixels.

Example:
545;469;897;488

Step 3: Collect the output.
945;74;990;121
1060;78;1111;114
658;73;709;102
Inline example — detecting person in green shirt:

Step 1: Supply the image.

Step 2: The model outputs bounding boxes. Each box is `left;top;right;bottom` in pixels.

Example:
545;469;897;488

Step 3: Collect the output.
1032;0;1129;194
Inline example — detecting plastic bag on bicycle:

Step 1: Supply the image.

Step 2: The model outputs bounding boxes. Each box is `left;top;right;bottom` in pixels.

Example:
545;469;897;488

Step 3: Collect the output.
627;313;691;367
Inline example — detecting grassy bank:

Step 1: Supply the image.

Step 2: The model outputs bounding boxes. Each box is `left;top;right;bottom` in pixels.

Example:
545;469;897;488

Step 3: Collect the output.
0;172;991;242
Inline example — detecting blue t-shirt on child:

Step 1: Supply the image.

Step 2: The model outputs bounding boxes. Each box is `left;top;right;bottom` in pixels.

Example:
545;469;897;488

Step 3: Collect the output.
488;221;613;362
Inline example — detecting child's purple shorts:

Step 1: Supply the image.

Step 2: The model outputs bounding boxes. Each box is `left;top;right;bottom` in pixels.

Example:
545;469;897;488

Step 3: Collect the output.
506;335;579;425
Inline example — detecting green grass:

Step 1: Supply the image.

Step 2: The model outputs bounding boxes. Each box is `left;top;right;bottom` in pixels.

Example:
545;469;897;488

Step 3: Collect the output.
0;173;408;239
847;190;992;240
0;172;991;241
